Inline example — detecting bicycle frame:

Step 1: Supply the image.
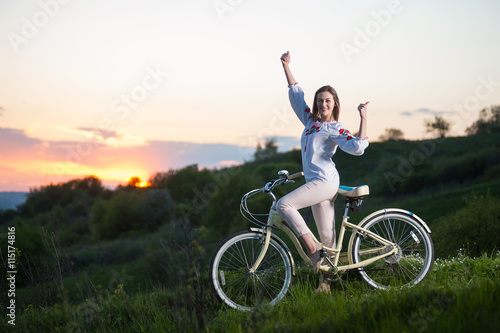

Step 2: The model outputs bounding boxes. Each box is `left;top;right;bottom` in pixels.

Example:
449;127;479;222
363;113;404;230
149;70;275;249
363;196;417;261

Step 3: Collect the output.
248;195;398;275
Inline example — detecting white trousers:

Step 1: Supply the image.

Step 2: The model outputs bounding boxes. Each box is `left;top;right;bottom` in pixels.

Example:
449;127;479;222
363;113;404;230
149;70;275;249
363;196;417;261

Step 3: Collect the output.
276;180;338;249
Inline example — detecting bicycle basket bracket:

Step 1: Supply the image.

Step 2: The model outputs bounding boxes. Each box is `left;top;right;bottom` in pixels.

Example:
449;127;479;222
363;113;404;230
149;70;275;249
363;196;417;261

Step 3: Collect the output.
240;189;270;227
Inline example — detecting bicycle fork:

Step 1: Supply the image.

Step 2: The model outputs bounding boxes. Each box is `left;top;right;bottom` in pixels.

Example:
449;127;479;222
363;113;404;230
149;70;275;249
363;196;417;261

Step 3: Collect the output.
248;210;282;274
248;231;272;274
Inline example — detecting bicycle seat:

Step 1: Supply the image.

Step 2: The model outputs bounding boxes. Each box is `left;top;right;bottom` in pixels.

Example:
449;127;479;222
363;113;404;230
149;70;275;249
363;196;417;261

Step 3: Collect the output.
338;185;369;198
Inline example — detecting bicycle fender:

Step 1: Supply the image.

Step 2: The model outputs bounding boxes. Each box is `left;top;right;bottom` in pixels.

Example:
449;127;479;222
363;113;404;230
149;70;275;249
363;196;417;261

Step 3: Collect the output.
360;208;431;234
250;227;296;275
346;208;431;265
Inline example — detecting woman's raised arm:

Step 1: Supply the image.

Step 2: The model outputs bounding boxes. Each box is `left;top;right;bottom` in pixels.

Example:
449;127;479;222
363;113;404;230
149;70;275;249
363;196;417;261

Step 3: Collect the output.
357;101;369;139
280;51;297;86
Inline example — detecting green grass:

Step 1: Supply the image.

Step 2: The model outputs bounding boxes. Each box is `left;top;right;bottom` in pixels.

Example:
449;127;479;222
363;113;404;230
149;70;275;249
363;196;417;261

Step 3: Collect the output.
209;252;500;333
4;251;499;332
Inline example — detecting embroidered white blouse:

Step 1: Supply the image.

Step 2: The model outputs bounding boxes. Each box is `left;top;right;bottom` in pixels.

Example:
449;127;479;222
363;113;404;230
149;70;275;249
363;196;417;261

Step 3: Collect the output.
288;83;369;184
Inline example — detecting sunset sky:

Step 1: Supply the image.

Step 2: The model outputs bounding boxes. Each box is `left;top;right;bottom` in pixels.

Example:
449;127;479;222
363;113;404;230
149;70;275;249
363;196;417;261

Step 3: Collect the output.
1;0;500;191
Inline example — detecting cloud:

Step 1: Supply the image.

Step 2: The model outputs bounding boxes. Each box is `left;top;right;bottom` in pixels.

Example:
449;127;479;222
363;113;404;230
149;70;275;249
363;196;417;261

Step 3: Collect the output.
145;141;254;171
75;127;120;140
0;127;43;154
0;106;4;116
55;125;146;146
57;126;120;141
401;108;455;117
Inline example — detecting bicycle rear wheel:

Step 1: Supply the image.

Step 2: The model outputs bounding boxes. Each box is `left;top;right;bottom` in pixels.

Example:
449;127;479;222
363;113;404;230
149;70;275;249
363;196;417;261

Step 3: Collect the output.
209;231;293;311
350;212;434;289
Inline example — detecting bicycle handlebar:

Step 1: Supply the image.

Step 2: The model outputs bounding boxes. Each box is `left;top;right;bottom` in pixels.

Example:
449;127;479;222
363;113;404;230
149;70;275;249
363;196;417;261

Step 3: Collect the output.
241;170;304;224
288;171;304;180
263;170;304;193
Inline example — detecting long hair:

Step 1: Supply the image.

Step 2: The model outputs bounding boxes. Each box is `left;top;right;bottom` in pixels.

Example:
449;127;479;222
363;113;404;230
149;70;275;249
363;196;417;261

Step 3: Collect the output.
311;85;340;121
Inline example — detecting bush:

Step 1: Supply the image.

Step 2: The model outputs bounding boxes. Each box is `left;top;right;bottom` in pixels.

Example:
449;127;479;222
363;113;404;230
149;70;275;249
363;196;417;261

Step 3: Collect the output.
89;189;174;241
89;192;142;240
433;191;500;258
137;189;174;230
379;128;404;141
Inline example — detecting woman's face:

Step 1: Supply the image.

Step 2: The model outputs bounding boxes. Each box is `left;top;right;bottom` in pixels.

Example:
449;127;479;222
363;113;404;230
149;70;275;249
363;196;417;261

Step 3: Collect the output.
316;91;335;122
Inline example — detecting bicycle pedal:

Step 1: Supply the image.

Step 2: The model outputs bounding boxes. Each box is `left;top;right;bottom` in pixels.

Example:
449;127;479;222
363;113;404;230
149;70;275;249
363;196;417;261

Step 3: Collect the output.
323;256;340;275
325;276;341;283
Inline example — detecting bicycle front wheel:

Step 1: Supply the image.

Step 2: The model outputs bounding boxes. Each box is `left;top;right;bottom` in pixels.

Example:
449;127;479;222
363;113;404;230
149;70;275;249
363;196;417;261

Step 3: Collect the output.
209;231;293;311
351;212;434;290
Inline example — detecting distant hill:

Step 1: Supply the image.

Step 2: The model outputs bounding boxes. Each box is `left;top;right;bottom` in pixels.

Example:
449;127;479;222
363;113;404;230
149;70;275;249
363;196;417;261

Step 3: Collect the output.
0;192;27;210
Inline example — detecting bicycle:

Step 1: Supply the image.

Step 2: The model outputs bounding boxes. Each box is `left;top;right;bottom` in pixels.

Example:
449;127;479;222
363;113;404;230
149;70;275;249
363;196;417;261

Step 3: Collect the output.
209;170;434;311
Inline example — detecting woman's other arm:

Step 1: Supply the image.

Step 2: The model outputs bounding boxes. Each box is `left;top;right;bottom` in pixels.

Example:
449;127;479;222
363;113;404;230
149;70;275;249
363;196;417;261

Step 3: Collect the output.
280;51;297;86
357;101;369;139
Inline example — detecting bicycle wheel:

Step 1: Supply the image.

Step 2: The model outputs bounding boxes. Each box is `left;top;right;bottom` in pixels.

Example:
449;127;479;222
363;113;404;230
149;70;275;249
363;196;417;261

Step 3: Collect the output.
209;231;293;311
350;212;434;289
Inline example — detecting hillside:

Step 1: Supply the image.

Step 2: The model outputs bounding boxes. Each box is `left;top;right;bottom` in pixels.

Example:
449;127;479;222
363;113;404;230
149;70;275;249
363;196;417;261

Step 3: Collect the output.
0;133;499;331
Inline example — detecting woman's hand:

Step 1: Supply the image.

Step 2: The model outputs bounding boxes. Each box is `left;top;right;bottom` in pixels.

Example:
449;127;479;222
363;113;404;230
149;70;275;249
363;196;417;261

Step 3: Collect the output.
280;51;291;66
358;101;369;119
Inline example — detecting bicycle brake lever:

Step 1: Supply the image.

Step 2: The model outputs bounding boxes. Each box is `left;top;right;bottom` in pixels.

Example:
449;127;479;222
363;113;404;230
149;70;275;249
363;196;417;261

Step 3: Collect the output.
264;181;274;192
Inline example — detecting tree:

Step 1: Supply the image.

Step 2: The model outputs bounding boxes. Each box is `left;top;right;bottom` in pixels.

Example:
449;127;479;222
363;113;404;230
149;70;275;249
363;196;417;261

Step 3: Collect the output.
425;115;451;138
378;128;404;141
127;176;142;187
254;137;278;161
18;175;107;217
466;105;500;135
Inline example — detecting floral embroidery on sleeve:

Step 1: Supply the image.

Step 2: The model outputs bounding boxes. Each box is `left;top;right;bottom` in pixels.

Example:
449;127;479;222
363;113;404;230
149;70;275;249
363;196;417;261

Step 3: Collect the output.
305;107;312;120
339;128;353;141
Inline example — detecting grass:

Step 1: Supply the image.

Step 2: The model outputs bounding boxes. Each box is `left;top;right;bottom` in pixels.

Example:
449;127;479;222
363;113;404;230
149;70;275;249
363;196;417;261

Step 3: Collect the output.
3;251;499;332
209;251;500;332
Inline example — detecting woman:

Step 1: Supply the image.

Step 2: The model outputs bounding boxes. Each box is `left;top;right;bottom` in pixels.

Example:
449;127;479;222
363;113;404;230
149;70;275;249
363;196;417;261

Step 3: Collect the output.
276;51;369;293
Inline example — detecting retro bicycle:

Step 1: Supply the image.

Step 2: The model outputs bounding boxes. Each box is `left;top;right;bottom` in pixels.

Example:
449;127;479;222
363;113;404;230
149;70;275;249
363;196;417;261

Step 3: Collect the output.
209;170;434;311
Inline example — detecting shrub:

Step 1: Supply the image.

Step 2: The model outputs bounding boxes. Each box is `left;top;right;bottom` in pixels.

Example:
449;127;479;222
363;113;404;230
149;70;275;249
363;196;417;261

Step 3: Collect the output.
89;189;174;241
89;192;142;240
433;191;500;258
379;128;404;141
137;189;174;230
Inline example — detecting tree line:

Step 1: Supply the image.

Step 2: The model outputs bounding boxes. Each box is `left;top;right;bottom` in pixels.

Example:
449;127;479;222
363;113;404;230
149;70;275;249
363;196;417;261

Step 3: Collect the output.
379;105;499;141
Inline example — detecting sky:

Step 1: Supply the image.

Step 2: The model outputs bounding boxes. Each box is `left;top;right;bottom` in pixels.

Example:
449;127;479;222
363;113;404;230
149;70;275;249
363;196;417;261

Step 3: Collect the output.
1;0;500;192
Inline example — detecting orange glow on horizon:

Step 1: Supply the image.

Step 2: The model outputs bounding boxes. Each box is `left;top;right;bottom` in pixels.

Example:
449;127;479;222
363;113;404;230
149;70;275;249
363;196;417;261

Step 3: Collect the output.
0;156;155;191
135;181;152;188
